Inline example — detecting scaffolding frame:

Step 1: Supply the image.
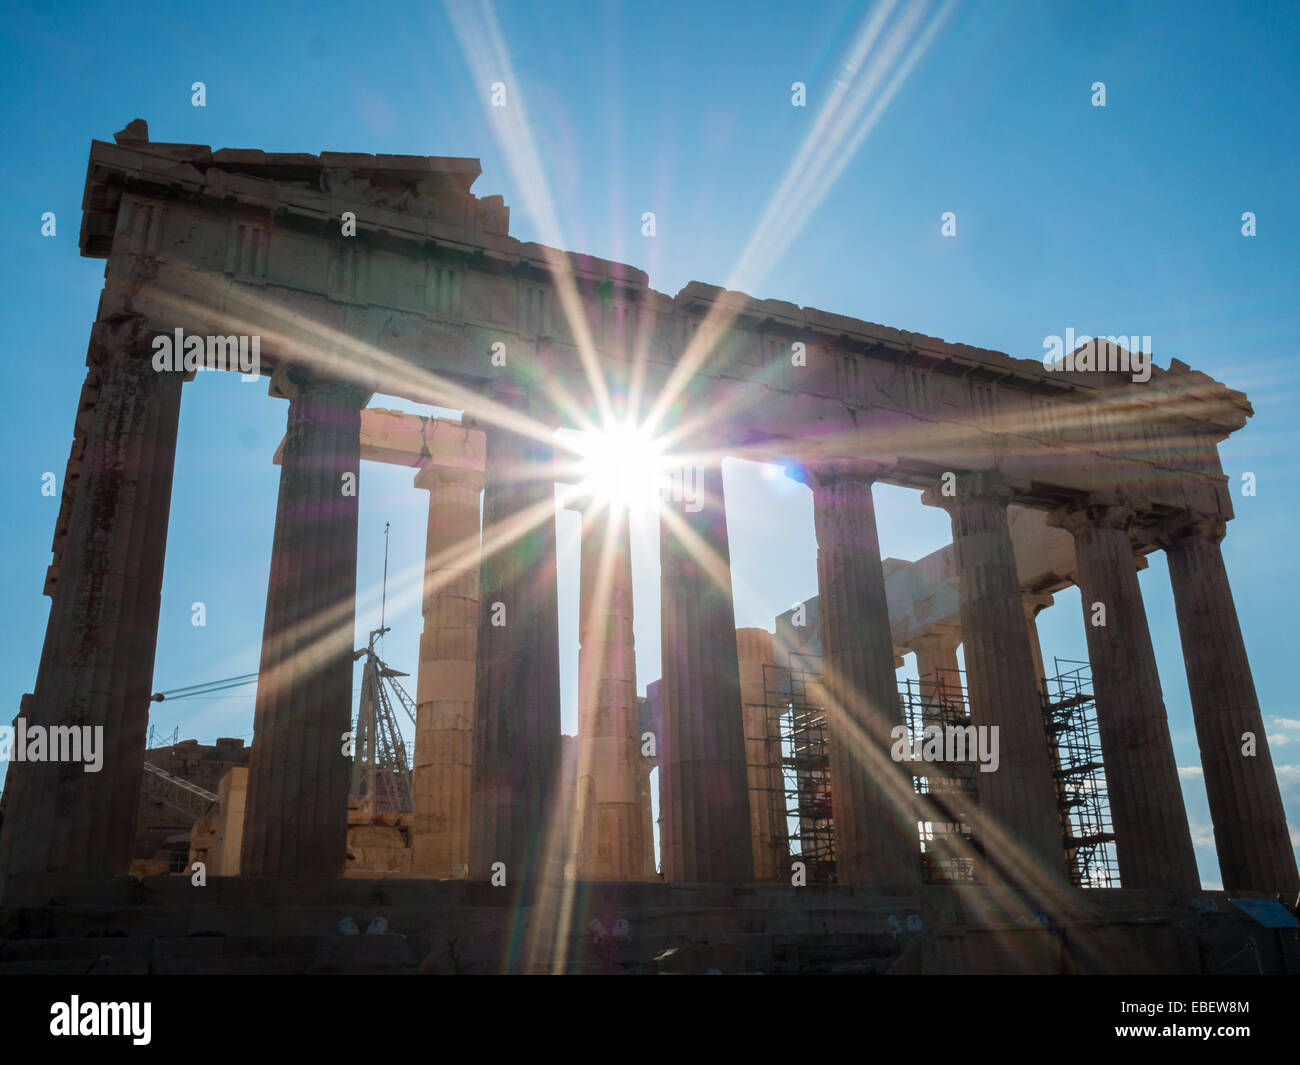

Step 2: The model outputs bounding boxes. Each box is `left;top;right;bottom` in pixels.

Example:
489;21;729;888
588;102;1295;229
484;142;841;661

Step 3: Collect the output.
749;652;1120;889
756;654;836;882
350;627;418;813
1042;658;1119;888
899;668;979;883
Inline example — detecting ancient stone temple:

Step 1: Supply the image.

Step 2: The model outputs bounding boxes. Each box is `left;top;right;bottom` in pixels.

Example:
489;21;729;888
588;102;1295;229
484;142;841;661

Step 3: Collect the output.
0;120;1294;974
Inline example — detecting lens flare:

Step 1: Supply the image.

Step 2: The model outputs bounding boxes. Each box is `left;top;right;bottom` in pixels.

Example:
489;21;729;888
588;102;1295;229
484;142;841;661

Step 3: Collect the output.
569;419;666;512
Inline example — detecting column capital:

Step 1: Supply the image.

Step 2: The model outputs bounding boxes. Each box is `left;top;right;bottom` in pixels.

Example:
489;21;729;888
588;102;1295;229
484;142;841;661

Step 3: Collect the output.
1047;501;1136;536
561;488;621;519
269;364;371;408
919;471;1029;513
788;455;896;489
464;377;560;434
413;462;484;493
1021;590;1054;618
89;313;150;360
906;624;963;655
1145;510;1228;550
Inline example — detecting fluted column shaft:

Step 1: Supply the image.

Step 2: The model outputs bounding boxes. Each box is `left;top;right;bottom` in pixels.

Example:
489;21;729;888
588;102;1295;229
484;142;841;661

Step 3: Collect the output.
241;376;366;878
1021;594;1052;696
810;470;919;887
1162;517;1299;894
737;627;787;881
468;420;561;882
1053;506;1199;892
411;465;483;876
1022;592;1080;876
924;474;1067;885
645;680;668;875
2;332;182;879
659;461;753;883
572;499;646;880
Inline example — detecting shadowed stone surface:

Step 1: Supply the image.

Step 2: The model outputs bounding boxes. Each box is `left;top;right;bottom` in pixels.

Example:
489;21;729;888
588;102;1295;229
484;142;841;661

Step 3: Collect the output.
241;375;367;878
1053;504;1198;893
1160;516;1300;895
0;330;182;880
659;462;753;884
468;410;562;884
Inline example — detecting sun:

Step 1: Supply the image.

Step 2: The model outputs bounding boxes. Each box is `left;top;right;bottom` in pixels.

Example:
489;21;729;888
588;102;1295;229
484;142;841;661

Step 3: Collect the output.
565;418;667;513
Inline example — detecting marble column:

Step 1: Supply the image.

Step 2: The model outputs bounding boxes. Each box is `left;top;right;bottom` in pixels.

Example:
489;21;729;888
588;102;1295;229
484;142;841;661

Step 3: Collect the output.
241;372;368;878
1021;593;1053;696
807;462;920;888
910;627;962;716
1052;504;1199;892
645;679;667;876
1;324;183;880
467;412;562;883
1159;514;1299;894
907;627;967;875
570;496;646;881
1022;591;1079;876
635;695;659;878
659;457;753;883
736;627;787;881
410;462;483;877
922;473;1067;885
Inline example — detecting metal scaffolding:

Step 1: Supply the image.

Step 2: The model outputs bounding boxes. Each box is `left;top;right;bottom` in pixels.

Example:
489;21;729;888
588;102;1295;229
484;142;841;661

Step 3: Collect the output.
350;626;418;813
899;667;979;883
757;655;836;883
750;652;1119;889
1041;658;1119;888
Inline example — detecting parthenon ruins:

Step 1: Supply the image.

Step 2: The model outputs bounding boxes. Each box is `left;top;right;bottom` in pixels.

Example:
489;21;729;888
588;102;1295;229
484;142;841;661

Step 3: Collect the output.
0;121;1295;974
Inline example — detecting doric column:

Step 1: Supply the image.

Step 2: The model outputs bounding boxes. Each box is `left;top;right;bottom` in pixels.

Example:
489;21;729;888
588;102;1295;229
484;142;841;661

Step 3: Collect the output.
241;371;368;878
1021;593;1053;695
645;679;667;875
636;695;659;878
1;320;183;880
659;454;753;882
1022;591;1080;876
467;405;562;883
736;627;787;881
906;627;970;877
1050;504;1199;892
1158;514;1299;894
410;461;483;877
922;473;1067;886
910;627;962;715
805;461;920;888
569;495;646;881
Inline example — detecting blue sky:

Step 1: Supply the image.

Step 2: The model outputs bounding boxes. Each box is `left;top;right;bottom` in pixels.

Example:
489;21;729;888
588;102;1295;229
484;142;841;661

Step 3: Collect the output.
1;0;1297;888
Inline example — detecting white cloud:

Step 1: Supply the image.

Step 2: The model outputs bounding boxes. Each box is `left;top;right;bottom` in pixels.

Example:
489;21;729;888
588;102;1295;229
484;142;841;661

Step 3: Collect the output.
1177;765;1203;779
1268;716;1300;731
1267;733;1291;748
1187;817;1215;848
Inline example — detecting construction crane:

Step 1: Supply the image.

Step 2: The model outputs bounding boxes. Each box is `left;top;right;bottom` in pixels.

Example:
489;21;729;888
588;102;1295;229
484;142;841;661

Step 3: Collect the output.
141;525;420;815
349;524;419;813
140;761;219;819
350;625;418;813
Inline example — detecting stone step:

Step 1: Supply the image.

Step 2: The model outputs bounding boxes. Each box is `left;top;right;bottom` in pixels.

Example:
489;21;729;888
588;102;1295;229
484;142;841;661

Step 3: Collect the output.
0;932;420;976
